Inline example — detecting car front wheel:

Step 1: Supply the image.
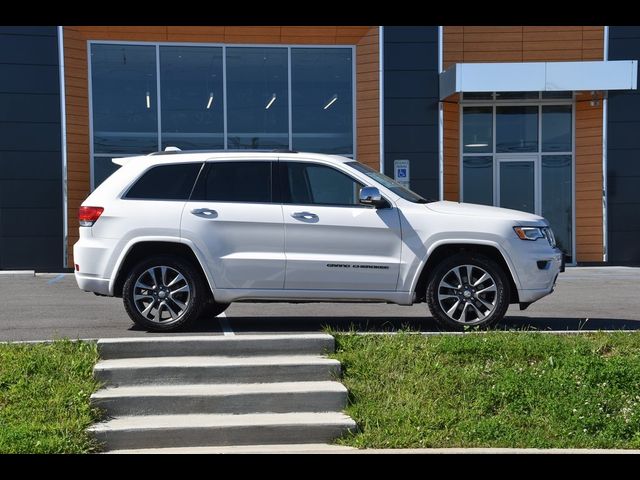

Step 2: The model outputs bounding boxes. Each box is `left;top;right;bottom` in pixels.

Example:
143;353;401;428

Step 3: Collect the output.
426;253;510;331
122;255;205;332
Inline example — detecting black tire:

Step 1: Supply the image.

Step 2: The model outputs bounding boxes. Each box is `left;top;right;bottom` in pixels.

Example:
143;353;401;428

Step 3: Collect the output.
199;301;230;320
122;254;206;332
426;253;510;331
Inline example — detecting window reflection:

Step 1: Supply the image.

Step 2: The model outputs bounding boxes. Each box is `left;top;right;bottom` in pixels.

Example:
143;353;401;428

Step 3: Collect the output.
500;161;535;213
226;47;289;149
91;44;158;154
496;106;538;153
542;105;572;152
463;107;492;154
160;46;224;150
542;155;573;259
291;48;353;154
463;157;493;206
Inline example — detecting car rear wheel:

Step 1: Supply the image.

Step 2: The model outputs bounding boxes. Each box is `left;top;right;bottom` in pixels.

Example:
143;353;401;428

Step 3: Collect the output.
123;255;205;332
426;253;510;331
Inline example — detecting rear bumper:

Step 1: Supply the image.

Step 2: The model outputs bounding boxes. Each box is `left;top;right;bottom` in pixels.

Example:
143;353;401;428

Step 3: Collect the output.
74;272;111;296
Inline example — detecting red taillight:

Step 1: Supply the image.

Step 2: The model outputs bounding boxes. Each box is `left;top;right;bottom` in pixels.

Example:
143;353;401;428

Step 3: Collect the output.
79;206;104;227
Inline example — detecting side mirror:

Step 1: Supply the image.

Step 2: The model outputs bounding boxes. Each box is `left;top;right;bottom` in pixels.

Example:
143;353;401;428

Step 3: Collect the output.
359;186;386;208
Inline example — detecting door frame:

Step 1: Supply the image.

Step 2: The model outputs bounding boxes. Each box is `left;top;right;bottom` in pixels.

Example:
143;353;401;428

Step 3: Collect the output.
495;154;540;214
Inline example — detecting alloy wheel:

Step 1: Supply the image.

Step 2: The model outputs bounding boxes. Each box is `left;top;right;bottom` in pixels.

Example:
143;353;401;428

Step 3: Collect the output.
133;266;191;323
437;264;498;324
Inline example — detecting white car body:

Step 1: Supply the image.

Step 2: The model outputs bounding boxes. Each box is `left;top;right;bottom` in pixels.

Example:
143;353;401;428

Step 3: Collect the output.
74;151;563;321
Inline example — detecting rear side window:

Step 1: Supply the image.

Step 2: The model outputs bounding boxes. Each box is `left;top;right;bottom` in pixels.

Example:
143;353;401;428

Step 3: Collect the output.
191;161;272;203
125;163;203;200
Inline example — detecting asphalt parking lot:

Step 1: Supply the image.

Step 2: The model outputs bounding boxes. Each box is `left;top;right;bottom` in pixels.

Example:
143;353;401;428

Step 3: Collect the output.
0;267;639;341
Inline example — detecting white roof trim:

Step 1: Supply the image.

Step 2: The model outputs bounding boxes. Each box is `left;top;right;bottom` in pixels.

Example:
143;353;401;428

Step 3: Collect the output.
440;60;638;100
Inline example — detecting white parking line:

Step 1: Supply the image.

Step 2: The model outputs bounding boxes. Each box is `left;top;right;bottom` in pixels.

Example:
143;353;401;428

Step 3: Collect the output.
218;312;235;336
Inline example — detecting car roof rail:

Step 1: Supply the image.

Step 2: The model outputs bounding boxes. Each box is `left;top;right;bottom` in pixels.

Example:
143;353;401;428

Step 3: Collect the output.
147;148;300;156
271;149;298;153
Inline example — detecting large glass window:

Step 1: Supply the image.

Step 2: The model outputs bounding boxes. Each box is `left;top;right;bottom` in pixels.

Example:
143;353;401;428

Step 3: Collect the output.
542;105;572;152
91;44;158;154
90;43;355;190
160;46;224;150
496;106;538;153
463;107;492;154
462;157;493;206
192;162;272;203
226;47;288;150
542;155;573;256
291;48;353;154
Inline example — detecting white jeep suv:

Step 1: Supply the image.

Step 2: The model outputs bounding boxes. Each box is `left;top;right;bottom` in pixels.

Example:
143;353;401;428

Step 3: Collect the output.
74;150;563;332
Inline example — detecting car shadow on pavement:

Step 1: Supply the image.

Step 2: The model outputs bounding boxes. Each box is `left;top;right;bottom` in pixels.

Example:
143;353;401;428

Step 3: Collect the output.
174;315;640;334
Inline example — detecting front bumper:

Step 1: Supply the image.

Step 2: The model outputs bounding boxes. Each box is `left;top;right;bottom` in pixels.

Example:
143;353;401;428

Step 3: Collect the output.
514;247;563;304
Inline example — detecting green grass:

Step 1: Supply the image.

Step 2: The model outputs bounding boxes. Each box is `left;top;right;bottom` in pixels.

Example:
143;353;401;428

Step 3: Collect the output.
0;340;102;453
330;331;640;449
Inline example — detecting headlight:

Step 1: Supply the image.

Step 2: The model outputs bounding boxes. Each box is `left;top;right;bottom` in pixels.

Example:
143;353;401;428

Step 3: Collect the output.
514;226;545;241
513;226;557;247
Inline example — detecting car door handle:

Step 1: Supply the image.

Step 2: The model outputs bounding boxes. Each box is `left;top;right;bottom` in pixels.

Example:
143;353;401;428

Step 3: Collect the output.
291;211;318;220
191;208;218;218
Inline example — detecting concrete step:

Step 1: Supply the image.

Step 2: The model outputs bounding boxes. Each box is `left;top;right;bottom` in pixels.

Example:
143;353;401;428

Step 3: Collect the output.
91;381;348;416
97;334;335;359
107;444;356;454
88;412;356;450
94;355;341;386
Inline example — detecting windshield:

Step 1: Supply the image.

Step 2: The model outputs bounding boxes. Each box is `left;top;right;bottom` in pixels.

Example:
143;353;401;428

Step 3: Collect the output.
346;161;433;203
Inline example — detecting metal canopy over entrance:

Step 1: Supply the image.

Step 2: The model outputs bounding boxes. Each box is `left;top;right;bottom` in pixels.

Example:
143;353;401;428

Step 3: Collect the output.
439;60;638;100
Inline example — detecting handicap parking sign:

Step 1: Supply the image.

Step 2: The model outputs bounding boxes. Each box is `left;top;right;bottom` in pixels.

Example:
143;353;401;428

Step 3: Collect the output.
393;159;410;187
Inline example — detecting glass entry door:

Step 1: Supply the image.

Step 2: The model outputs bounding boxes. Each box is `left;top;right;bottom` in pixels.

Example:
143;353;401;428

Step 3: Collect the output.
497;156;537;214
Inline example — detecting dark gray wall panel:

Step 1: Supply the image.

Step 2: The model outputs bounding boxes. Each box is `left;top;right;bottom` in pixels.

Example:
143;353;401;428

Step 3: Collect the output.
0;34;59;65
0;27;62;270
0;236;63;271
607;150;640;177
609;27;640;39
0;64;59;94
385;98;438;126
606;26;640;264
0;93;61;123
0;180;62;209
384;26;437;44
384;43;438;71
0;208;61;238
0;151;64;179
383;26;439;200
385;125;438;153
0;27;56;36
0;122;61;151
385;70;439;99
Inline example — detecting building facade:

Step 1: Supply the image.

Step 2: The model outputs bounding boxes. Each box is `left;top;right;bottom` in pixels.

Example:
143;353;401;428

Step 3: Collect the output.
0;25;638;271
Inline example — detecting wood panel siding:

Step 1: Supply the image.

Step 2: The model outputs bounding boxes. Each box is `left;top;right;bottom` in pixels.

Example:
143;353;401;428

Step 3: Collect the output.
442;26;605;263
63;26;379;267
575;95;604;262
443;26;604;68
355;27;380;171
443;99;460;201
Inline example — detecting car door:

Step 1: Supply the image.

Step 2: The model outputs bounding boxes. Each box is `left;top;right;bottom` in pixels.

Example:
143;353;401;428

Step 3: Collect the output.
279;160;402;291
181;159;285;289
